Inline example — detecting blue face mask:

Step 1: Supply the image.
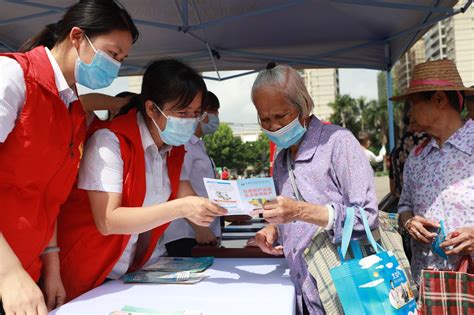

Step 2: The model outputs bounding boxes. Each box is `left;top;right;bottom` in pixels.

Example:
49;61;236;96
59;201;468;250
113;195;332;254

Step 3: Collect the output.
75;34;121;89
261;116;307;148
201;113;220;135
152;104;198;146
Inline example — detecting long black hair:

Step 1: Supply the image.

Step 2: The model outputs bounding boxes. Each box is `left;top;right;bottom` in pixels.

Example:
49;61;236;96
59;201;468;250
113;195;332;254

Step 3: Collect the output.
20;0;139;52
118;59;207;118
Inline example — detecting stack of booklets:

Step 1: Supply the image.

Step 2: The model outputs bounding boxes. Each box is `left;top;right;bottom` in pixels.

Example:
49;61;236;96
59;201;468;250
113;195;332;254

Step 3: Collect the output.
110;305;202;315
122;257;213;284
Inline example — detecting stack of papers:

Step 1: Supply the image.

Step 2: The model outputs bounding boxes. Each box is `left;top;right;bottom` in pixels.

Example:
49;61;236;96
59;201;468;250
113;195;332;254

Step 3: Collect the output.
110;305;201;315
122;270;207;284
122;257;213;284
143;257;213;273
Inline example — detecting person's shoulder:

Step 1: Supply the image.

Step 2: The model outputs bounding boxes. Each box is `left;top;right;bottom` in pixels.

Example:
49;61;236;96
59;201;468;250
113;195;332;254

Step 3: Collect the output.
0;56;21;68
318;120;353;137
0;57;25;86
88;128;120;148
320;123;358;146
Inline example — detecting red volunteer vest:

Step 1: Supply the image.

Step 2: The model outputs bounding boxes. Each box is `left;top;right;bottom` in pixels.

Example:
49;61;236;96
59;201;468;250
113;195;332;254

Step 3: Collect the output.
58;109;185;301
0;46;86;281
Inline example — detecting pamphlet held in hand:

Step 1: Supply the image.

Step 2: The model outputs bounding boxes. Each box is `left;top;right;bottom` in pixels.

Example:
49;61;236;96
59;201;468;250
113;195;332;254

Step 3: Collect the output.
203;177;277;215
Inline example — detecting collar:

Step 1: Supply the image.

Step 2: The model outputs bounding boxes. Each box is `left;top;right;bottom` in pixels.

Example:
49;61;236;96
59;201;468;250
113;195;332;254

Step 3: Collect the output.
136;112;172;154
420;119;473;158
44;47;77;104
189;134;200;145
445;119;473;156
294;115;323;162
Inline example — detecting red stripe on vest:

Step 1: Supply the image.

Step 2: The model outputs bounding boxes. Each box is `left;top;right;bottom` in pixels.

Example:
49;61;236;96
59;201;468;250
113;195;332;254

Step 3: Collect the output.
0;46;86;281
58;109;185;301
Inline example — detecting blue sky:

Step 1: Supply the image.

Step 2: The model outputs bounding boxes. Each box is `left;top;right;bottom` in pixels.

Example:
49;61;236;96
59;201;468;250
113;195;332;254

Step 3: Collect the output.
80;68;379;124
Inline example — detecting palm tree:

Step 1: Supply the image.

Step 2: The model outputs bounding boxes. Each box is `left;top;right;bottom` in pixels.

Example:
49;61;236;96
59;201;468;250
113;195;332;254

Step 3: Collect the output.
328;94;362;135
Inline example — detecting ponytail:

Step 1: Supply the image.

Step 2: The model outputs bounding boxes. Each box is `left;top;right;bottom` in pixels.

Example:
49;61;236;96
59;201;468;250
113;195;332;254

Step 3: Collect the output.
118;94;145;117
20;22;60;52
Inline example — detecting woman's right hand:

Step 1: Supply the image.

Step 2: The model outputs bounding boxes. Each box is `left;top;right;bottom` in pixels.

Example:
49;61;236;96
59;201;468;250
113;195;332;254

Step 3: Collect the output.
182;196;227;227
255;224;283;256
0;265;48;315
404;215;439;244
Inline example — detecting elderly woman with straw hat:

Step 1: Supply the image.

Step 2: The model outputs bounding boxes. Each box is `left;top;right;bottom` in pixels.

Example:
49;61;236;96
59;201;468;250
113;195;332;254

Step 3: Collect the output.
251;64;378;314
393;59;474;283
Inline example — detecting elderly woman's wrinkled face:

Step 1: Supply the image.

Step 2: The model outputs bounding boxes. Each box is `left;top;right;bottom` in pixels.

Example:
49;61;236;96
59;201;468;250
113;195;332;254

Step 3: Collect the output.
408;93;440;131
407;109;423;133
253;87;301;132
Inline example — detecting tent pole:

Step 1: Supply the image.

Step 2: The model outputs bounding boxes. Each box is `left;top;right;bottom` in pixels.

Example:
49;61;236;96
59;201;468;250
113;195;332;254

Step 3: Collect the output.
386;70;395;151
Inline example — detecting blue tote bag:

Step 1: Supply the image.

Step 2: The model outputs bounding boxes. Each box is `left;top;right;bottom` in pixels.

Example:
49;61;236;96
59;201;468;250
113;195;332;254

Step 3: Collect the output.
329;207;417;315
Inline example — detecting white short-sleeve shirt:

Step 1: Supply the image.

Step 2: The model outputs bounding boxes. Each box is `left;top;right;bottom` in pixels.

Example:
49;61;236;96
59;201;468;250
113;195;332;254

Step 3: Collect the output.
0;48;77;143
78;112;173;279
161;135;221;247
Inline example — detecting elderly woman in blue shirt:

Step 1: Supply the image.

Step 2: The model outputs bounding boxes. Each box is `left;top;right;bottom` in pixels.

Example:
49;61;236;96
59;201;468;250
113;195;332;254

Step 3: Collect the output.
252;64;378;314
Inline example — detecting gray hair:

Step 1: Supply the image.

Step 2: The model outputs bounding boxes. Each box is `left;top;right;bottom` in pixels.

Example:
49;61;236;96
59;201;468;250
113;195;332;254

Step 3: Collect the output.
251;65;314;117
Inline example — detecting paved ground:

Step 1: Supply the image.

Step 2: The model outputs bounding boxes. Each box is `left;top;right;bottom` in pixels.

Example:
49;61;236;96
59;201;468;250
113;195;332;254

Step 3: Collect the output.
375;175;390;202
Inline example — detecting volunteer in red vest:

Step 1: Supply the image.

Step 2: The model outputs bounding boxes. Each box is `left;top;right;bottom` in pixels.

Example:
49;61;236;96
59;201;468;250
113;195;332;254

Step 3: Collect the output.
58;59;227;301
0;1;138;314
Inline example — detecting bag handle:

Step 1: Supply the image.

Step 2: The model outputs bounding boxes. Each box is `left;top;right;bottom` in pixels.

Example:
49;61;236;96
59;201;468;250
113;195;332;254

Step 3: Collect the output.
457;256;473;273
286;149;305;202
358;206;384;253
340;207;356;260
340;207;383;260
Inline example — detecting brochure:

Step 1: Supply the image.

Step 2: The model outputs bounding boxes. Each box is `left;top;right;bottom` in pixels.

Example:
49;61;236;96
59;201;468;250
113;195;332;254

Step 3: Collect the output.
203;177;277;215
142;257;213;273
122;270;207;284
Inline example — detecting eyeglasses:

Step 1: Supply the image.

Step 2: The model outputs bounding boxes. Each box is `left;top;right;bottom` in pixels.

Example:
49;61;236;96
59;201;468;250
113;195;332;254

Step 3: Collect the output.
203;109;219;115
165;109;207;120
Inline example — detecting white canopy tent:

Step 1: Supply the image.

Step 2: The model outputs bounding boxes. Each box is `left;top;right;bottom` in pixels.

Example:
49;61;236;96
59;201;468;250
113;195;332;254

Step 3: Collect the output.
1;0;471;148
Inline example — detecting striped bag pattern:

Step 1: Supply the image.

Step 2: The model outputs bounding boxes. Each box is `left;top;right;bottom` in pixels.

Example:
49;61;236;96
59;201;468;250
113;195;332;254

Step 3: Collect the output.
303;211;416;314
419;257;474;315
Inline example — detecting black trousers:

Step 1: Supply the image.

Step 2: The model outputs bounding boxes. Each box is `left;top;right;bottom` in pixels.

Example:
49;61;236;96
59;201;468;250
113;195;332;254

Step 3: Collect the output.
165;238;197;257
0;300;4;315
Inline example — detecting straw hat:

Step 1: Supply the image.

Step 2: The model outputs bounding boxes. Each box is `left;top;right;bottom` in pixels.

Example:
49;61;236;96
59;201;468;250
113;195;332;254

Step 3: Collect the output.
390;59;474;101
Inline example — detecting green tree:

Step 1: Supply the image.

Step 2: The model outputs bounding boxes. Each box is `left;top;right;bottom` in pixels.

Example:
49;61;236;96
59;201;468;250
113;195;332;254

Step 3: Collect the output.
242;133;270;175
203;123;247;173
360;100;404;154
361;99;387;150
328;94;362;136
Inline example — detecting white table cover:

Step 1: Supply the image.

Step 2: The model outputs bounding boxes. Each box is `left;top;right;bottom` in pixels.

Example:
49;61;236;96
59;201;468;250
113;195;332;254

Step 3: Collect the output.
52;258;295;315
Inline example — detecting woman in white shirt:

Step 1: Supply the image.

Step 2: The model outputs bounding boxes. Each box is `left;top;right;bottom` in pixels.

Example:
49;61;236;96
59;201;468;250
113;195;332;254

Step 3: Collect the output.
57;59;227;301
163;91;222;256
